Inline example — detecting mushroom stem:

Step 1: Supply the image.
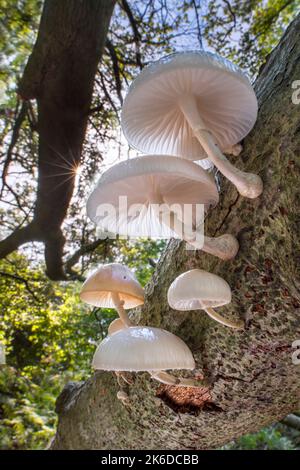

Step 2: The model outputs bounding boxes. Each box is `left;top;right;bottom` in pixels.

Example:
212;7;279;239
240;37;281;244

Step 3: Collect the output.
111;292;132;327
204;307;244;329
150;370;207;388
199;234;239;260
179;95;263;199
159;210;239;260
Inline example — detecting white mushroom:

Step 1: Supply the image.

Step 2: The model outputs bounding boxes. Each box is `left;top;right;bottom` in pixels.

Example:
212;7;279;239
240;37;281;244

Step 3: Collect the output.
122;51;263;199
80;263;144;327
168;269;244;329
92;326;205;387
87;155;239;260
108;318;126;335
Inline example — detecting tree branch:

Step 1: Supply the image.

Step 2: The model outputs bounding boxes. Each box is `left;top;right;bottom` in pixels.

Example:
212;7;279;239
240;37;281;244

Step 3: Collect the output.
64;238;108;277
105;39;123;105
192;0;203;48
0;270;41;303
119;0;142;69
0;222;41;260
0;0;116;280
0;102;27;199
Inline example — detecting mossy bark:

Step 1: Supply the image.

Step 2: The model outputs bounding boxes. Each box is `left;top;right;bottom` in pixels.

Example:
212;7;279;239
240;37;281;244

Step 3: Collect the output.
51;14;300;450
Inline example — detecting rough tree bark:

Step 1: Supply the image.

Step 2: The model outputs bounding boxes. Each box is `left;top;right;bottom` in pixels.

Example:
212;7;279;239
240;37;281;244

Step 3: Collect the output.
51;15;300;450
0;0;116;280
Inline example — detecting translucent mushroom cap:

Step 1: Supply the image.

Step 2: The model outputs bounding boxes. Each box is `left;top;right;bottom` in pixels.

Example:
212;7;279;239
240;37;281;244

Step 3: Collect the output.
87;155;218;238
168;269;231;310
92;326;195;372
122;51;257;160
108;318;125;335
80;263;144;309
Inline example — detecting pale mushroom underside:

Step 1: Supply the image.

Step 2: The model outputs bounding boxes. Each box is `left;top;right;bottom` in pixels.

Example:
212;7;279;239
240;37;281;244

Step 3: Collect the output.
121;51;257;160
87;155;219;238
80;263;144;309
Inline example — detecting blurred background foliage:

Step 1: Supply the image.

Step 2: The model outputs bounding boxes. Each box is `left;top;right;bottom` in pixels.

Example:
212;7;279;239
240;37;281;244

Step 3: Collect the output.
0;0;299;449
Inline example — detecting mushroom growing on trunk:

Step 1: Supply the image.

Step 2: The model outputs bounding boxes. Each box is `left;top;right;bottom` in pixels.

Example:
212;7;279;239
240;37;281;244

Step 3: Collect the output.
92;326;206;387
108;318;126;335
122;51;263;199
168;269;244;329
87;155;239;260
80;263;144;327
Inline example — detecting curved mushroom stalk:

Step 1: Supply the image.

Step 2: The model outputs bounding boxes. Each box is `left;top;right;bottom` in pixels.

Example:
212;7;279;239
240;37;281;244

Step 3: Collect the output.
150;371;207;388
179;95;263;199
159;210;239;260
205;307;244;330
111;292;132;327
190;233;239;261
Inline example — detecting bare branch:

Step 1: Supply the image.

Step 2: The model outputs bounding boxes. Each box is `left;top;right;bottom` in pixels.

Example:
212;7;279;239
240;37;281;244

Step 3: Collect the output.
223;0;236;27
105;39;123;105
64;238;107;276
119;0;143;69
192;0;203;49
97;73;120;122
0;102;27;199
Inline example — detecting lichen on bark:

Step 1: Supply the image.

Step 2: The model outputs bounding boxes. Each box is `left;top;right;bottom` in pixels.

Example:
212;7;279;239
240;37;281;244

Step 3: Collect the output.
51;14;300;450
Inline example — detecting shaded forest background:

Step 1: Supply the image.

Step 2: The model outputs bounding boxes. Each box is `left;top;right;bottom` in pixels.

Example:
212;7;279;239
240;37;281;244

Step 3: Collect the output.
0;0;299;449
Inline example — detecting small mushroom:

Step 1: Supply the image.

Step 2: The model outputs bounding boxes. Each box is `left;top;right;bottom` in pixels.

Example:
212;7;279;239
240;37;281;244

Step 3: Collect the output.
0;342;5;365
122;51;263;199
87;155;239;260
108;318;126;335
80;263;144;327
92;326;206;387
168;269;244;329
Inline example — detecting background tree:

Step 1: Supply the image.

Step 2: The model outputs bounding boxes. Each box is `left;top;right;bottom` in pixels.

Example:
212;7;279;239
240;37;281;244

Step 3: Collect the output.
0;0;299;450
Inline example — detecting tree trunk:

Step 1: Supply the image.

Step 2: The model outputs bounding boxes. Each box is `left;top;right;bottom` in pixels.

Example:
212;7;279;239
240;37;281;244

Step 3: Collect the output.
51;14;300;450
0;0;116;280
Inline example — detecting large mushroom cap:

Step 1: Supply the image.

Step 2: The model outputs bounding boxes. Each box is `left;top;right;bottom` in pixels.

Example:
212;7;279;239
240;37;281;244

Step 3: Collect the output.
168;268;231;310
87;154;218;238
80;263;144;309
122;51;257;160
92;326;195;372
